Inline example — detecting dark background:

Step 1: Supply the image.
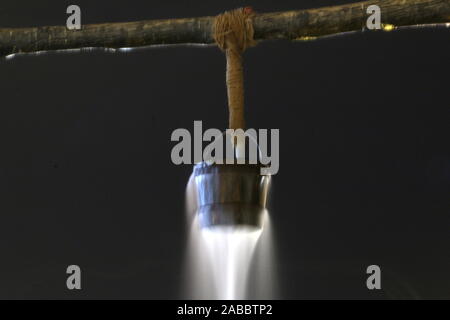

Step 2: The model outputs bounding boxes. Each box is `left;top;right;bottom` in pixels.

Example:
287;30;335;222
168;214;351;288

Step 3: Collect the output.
0;0;449;299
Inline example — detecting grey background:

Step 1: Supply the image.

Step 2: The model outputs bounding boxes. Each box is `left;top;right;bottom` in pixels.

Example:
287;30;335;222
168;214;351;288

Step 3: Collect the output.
0;0;449;299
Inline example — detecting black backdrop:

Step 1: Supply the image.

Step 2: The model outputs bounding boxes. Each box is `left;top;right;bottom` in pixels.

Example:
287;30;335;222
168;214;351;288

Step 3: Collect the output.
0;0;449;299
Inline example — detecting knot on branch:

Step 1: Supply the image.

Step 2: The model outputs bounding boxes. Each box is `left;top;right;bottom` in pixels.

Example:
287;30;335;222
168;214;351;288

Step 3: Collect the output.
214;7;256;53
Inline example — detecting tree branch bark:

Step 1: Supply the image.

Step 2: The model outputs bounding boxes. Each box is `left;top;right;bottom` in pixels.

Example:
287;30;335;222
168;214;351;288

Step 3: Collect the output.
1;0;449;57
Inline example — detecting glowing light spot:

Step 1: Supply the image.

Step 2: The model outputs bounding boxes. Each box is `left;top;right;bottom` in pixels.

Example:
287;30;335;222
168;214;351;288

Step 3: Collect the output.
294;36;317;41
382;24;395;31
118;47;134;52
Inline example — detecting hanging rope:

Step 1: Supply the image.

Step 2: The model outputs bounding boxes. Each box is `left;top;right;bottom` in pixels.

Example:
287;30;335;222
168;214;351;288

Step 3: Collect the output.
214;7;256;130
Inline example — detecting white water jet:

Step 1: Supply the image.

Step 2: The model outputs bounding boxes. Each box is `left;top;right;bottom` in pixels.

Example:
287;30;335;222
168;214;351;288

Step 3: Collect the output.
247;212;278;299
200;225;262;299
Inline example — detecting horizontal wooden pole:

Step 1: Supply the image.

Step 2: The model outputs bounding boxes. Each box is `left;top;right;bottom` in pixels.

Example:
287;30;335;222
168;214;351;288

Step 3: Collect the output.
0;0;449;57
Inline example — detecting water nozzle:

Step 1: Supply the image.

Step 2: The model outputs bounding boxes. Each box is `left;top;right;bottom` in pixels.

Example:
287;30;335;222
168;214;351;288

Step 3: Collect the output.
193;162;270;230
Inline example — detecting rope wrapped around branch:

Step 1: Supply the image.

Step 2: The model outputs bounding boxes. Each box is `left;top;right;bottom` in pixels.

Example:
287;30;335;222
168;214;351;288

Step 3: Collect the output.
214;7;256;130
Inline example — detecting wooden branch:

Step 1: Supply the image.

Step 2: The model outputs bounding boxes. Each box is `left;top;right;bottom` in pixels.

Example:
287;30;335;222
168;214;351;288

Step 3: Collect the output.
1;0;449;57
